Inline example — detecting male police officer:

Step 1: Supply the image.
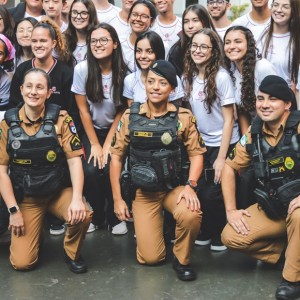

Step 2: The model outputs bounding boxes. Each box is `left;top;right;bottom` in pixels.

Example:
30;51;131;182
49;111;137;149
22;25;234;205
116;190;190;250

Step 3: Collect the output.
0;69;92;273
221;75;300;300
110;60;206;281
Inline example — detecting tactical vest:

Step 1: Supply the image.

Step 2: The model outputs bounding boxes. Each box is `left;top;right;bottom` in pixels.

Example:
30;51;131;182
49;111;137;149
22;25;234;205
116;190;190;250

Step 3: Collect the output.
5;103;71;200
244;112;300;219
128;102;182;191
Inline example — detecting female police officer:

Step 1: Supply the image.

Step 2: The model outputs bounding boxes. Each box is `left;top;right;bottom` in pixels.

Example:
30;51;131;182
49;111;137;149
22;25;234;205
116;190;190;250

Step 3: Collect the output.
110;60;206;281
0;68;92;273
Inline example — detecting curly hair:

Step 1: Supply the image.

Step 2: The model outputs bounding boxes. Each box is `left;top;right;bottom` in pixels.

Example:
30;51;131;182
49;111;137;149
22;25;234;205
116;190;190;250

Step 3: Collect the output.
86;23;128;107
182;28;222;114
261;0;300;85
34;17;72;64
223;26;258;113
64;0;98;63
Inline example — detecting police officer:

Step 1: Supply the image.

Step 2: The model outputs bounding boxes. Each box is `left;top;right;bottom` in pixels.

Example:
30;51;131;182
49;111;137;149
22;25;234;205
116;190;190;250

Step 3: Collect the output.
110;60;206;281
221;75;300;300
0;68;92;273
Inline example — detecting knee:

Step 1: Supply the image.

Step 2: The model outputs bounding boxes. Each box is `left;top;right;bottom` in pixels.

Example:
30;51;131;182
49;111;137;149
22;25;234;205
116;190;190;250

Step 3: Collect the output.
287;208;300;226
137;251;165;265
174;209;201;230
10;255;38;271
221;224;248;250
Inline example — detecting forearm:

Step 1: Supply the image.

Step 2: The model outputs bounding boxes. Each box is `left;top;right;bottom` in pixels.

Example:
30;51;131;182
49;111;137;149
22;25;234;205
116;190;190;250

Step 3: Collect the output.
67;157;84;201
0;168;18;208
221;163;237;212
104;111;123;148
188;155;204;181
110;154;123;202
79;111;99;146
218;116;234;160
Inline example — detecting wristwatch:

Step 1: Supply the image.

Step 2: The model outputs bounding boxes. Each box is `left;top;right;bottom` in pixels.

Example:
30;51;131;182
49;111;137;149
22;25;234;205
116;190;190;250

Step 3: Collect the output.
8;205;19;214
186;179;198;191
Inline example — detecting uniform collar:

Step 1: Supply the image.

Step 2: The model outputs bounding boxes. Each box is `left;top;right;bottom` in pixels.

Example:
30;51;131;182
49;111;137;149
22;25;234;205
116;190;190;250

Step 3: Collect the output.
262;111;291;137
19;105;45;125
139;101;177;119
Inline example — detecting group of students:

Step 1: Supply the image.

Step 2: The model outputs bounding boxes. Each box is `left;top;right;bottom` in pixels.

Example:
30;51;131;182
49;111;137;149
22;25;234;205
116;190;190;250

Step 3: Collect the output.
0;0;299;297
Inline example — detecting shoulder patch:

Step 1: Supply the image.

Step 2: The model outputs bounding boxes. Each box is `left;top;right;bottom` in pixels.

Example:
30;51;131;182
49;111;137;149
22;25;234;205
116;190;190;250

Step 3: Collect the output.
191;116;196;124
228;147;236;160
239;134;248;147
68;120;77;135
64;116;73;124
198;134;205;148
70;135;82;151
177;120;182;131
117;121;123;132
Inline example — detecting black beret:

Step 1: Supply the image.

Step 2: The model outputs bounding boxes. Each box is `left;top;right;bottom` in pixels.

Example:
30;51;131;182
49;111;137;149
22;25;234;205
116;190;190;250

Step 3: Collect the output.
149;60;178;88
259;75;294;103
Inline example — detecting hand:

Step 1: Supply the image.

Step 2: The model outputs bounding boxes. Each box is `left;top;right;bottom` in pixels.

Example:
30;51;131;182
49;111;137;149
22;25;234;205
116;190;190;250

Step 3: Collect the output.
176;185;200;212
68;198;87;225
102;142;111;167
88;144;104;169
213;157;226;184
9;211;25;237
227;209;251;235
288;195;300;215
114;200;131;221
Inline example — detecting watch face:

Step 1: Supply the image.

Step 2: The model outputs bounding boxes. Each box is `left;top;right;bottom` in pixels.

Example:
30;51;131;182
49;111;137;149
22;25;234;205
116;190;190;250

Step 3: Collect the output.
189;180;197;188
9;206;18;214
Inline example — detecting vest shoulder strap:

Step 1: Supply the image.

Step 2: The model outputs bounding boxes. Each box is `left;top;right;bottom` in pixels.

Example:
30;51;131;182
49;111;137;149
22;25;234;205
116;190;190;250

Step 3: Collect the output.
4;108;22;137
43;103;60;134
285;111;300;129
250;116;263;135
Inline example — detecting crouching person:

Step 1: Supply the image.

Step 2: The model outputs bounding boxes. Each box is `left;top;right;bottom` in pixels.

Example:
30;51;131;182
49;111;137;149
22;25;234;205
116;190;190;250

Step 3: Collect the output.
221;75;300;300
110;60;206;281
0;68;92;273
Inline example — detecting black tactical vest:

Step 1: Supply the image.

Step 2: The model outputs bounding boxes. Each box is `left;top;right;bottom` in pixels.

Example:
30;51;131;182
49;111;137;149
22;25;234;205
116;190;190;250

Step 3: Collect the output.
246;111;300;190
128;102;182;191
5;103;71;200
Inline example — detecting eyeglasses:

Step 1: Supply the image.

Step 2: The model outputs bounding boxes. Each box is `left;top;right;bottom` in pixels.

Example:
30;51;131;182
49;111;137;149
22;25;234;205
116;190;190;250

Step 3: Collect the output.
90;37;112;46
207;0;226;6
71;10;89;20
191;43;212;53
130;12;151;22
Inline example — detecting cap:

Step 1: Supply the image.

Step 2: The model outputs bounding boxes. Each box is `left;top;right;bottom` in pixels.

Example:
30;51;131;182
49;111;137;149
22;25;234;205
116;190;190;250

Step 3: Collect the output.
149;60;178;87
259;75;294;103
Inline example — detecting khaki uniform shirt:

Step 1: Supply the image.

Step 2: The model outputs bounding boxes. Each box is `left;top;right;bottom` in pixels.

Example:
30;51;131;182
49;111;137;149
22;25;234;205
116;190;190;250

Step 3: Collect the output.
0;105;83;166
111;101;206;159
226;112;300;171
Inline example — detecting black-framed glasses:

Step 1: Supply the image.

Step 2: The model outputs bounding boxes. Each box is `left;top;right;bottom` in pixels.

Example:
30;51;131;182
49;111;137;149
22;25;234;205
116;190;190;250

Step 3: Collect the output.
207;0;226;6
71;10;89;20
90;37;112;46
130;12;151;22
190;43;212;53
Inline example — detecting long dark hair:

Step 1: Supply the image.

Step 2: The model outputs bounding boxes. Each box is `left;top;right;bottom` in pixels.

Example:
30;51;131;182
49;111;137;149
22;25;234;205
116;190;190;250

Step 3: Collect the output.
224;26;257;113
134;31;165;70
13;17;38;64
183;28;222;113
86;23;128;106
0;5;14;41
64;0;98;55
127;0;157;23
261;0;300;85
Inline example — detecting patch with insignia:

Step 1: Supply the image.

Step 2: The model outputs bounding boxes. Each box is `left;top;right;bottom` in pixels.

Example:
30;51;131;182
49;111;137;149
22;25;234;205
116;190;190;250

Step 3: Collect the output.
70;135;82;151
117;121;123;132
198;135;205;148
191;116;196;124
239;134;248;147
68;120;77;135
111;134;116;147
177;121;182;131
64;116;73;124
229;147;236;160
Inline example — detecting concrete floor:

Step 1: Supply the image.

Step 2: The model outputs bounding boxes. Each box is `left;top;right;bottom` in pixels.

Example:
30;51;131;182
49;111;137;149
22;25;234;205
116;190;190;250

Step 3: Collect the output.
0;223;282;300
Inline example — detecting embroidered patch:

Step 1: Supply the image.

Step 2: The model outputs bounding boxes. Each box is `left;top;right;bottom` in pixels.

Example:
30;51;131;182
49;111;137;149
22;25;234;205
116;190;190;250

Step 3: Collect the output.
64;116;73;124
68;121;77;135
239;134;248;147
117;121;123;132
177;120;182;131
70;135;82;151
191;116;196;124
229;147;236;160
111;134;116;147
285;157;294;170
198;135;205;148
46;150;57;162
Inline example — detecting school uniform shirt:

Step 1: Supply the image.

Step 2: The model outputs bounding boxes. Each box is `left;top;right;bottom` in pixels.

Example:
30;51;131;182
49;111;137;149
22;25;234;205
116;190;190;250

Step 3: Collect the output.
0;68;11;110
232;58;277;107
73;43;88;65
8;58;74;111
109;13;130;37
186;68;240;147
215;25;231;41
96;4;120;23
151;16;182;57
256;32;295;87
123;68;184;103
120;34;136;73
71;60;117;129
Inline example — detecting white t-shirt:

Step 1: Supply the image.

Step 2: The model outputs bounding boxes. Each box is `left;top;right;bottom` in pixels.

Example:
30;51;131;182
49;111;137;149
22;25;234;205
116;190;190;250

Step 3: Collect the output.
256;32;292;87
109;13;130;37
215;25;231;42
71;60;117;129
60;21;68;33
151;16;182;57
0;68;11;110
73;43;87;65
120;34;136;73
232;58;277;107
187;68;239;147
96;4;120;23
24;12;43;21
123;68;184;103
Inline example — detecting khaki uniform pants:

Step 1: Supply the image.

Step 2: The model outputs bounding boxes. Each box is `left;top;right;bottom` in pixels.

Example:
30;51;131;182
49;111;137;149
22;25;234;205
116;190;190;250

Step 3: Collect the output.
222;203;300;282
133;186;202;266
10;187;92;270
